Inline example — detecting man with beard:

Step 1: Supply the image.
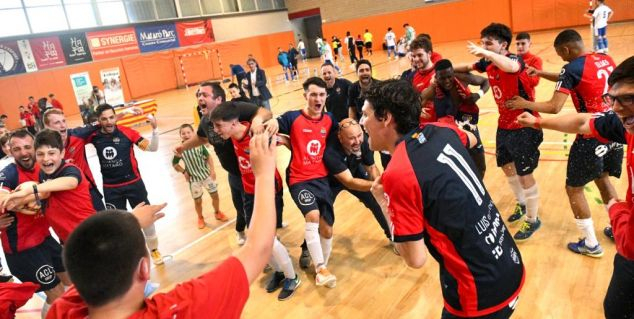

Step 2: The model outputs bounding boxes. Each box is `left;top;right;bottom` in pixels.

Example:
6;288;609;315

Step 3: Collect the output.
348;59;375;121
420;59;490;177
322;62;352;122
0;129;68;317
86;104;164;265
410;35;437;122
174;82;275;245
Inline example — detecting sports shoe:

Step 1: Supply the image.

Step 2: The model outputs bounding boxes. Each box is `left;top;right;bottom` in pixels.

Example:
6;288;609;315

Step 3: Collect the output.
278;275;301;301
266;271;285;293
567;238;604;258
236;231;246;246
507;203;527;223
604;226;614;241
315;267;336;288
197;218;205;229
513;219;541;241
299;246;311;269
214;211;229;222
151;249;164;265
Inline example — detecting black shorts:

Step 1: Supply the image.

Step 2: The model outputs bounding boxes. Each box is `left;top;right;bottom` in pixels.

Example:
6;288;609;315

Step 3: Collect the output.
365;42;372;49
289;178;335;226
243;190;284;227
566;137;623;187
104;179;149;210
496;128;543;176
6;236;64;292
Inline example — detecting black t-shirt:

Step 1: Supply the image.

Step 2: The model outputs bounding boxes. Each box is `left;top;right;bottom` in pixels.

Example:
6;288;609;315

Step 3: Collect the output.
348;80;377;120
324;135;374;188
326;78;352;122
197;102;259;175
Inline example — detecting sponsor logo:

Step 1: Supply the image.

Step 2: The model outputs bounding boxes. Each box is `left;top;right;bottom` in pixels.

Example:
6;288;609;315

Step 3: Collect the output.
298;189;315;206
35;265;56;285
103;146;118;160
306;140;321;156
184;27;206;36
595;144;608;157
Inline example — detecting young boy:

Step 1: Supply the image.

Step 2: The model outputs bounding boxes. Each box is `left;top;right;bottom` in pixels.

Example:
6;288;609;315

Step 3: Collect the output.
172;124;226;229
2;129;95;243
210;102;300;301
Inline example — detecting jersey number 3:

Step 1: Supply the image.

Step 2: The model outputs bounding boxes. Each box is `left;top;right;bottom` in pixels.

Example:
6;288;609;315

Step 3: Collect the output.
436;144;486;205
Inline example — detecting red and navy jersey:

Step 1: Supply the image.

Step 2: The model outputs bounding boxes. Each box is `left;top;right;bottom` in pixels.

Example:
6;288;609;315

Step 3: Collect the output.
65;124;99;188
473;54;538;130
556;53;615;114
434;78;480;124
521;52;543;97
88;125;144;187
40;161;95;242
413;67;436;123
231;122;283;194
0;163;49;254
277;110;337;186
382;123;524;317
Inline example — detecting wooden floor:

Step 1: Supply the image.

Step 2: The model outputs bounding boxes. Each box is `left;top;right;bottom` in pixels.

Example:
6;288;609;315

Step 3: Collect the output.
14;22;634;318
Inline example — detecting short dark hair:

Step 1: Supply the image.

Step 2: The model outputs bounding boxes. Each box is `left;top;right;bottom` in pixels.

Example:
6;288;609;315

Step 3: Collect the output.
0;114;7;119
388;27;392;31
48;93;55;98
179;123;194;133
95;104;115;117
9;129;34;145
28;96;34;99
608;56;634;86
200;81;226;102
516;32;531;41
435;59;453;72
34;129;63;151
0;133;10;147
302;77;327;91
554;29;582;47
228;83;239;90
356;59;372;72
210;101;240;122
480;23;513;49
419;33;431;41
403;23;409;27
410;35;432;52
321;61;336;69
364;79;420;135
65;211;147;307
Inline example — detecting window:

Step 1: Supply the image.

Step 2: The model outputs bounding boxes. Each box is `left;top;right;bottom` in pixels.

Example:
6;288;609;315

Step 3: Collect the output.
155;0;177;19
24;0;62;5
0;1;23;9
125;0;156;22
239;0;255;11
273;0;284;9
178;0;201;17
97;1;129;25
200;0;222;15
0;9;30;36
255;0;272;10
221;0;238;13
26;5;69;33
65;3;98;29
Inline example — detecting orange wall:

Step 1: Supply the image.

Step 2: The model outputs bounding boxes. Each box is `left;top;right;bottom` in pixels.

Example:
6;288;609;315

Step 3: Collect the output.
0;31;293;129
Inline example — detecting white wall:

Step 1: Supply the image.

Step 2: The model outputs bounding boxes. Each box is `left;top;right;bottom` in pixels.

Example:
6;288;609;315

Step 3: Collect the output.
212;11;292;42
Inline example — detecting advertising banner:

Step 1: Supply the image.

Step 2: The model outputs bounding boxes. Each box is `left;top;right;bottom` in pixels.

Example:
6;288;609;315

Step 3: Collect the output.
70;72;93;105
60;32;93;65
136;23;180;53
16;40;38;73
176;19;214;46
30;36;67;69
87;28;140;60
0;41;26;77
100;67;125;106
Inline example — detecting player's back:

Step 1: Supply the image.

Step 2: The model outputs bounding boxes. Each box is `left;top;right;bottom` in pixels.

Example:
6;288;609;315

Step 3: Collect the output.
557;53;615;113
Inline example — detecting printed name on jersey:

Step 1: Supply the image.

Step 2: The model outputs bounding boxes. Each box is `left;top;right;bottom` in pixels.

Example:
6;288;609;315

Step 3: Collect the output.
36;264;56;285
297;189;316;206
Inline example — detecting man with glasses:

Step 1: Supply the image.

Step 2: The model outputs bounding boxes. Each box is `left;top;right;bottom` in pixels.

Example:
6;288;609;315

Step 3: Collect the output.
517;55;634;319
507;29;622;257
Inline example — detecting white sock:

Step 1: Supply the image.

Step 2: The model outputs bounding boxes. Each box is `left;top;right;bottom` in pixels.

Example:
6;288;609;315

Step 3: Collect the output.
305;222;325;270
268;253;281;272
272;238;295;279
507;175;526;205
576;218;598;247
143;225;159;251
524;184;539;222
41;302;51;319
320;236;333;267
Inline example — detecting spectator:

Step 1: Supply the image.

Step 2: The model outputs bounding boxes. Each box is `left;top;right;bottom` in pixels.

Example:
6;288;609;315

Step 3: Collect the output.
245;57;273;110
277;48;291;82
18;106;36;134
49;93;63;111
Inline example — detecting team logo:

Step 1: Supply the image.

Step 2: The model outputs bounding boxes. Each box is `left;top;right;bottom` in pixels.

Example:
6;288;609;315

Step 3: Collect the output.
510;247;520;265
306;140;321;156
595;145;608;157
238;155;251;170
113;137;120;144
103;146;118;160
35;265;56;285
336;87;341;94
0;44;21;74
320;127;327;137
68;146;76;154
298;189;315;206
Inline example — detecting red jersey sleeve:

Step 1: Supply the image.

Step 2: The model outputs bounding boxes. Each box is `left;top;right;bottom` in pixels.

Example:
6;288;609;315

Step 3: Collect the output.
118;125;143;144
608;202;634;259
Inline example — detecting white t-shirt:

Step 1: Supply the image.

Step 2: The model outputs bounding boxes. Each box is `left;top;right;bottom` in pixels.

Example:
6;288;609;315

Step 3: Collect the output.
385;31;396;47
298;41;305;50
250;70;260;97
322;43;334;61
593;4;612;29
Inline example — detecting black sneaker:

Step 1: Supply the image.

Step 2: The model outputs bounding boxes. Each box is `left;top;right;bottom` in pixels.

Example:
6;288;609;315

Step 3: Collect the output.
514;218;542;241
299;246;311;269
265;271;285;293
604;226;614;241
507;203;527;223
0;273;13;283
278;275;301;301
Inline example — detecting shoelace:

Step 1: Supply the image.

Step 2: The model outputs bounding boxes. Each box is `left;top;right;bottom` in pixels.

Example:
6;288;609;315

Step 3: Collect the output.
519;222;532;232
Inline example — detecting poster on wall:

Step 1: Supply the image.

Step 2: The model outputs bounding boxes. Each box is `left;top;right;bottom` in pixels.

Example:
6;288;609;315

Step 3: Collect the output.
136;23;180;53
30;36;67;69
16;40;38;73
0;41;26;77
100;68;125;106
60;32;93;65
176;19;214;46
70;72;93;105
87;28;140;60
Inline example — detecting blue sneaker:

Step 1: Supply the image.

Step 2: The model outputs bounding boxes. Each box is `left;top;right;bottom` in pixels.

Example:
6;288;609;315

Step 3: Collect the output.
266;271;285;293
567;238;604;258
278;275;301;301
507;203;526;223
513;218;541;241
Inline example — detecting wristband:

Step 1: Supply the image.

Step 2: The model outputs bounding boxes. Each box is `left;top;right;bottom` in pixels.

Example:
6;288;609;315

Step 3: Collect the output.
477;89;485;98
534;117;541;129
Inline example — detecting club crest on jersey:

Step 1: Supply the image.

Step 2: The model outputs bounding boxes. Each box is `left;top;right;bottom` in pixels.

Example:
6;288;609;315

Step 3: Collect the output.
320;127;327;137
113;137;120;144
238;155;251;170
336;87;341;94
298;189;315;206
68;146;76;154
35;265;56;285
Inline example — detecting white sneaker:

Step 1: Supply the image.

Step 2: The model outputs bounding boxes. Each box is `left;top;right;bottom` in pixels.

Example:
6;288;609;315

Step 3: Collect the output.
236;231;246;246
315;267;336;288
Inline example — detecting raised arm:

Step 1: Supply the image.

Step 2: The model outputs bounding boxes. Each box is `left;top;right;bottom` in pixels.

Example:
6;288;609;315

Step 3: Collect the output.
506;91;569;114
467;42;520;73
517;112;593;134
